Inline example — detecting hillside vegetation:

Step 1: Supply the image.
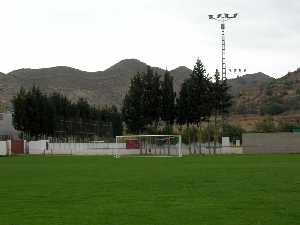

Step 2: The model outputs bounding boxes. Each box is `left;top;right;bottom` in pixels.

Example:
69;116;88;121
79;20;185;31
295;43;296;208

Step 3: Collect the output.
1;59;299;117
232;68;300;115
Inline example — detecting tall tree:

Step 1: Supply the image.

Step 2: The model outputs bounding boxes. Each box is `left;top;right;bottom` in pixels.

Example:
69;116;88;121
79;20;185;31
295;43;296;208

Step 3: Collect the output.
176;59;212;153
219;79;232;116
176;79;193;153
189;59;212;126
211;69;232;152
219;78;232;140
12;87;27;132
161;70;176;127
142;67;161;127
176;79;193;126
211;69;222;153
122;72;146;134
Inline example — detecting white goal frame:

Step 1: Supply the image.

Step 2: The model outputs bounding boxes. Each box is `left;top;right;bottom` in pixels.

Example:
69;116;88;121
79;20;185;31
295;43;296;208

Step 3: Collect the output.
116;134;182;157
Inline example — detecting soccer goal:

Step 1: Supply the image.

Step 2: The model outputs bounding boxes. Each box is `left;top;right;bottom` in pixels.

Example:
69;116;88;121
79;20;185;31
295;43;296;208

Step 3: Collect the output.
116;135;182;157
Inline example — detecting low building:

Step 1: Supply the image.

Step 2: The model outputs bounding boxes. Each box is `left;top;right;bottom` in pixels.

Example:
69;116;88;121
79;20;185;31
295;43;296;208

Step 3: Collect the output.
0;112;19;140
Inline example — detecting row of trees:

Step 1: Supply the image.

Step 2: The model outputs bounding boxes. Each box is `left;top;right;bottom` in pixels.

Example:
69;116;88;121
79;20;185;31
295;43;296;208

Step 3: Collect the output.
122;59;232;144
180;124;244;147
12;86;122;140
122;66;176;133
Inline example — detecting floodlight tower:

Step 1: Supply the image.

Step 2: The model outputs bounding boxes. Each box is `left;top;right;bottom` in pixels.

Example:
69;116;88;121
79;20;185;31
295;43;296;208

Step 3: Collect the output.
228;68;247;77
209;13;238;81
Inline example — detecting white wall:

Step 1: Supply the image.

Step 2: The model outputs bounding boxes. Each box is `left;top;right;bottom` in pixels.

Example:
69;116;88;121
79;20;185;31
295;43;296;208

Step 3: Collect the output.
25;141;243;156
28;140;50;155
47;142;139;156
0;141;8;156
181;143;243;155
139;144;181;156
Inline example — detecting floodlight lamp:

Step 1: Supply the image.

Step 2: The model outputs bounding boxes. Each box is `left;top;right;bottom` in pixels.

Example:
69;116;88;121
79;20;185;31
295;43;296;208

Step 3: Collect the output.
233;13;238;18
217;14;223;18
225;13;229;18
208;15;214;19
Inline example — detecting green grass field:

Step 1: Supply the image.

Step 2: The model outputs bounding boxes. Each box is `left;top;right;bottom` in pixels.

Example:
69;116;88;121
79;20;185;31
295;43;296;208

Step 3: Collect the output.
0;155;300;225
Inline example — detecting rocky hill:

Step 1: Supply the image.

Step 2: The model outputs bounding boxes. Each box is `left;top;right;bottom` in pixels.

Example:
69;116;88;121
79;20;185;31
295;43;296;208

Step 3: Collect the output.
0;59;192;108
232;68;300;115
1;59;298;116
227;72;274;96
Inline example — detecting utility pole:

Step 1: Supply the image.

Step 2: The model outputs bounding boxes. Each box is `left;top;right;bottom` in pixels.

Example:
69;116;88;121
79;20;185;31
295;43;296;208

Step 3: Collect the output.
209;13;238;81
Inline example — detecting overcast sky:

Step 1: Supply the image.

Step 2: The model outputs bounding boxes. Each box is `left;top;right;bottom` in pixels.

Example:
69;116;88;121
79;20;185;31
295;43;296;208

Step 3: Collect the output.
0;0;299;78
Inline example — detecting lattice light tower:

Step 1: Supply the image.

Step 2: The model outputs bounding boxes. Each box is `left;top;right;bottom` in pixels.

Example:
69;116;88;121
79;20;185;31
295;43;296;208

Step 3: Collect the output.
209;13;238;81
228;68;247;77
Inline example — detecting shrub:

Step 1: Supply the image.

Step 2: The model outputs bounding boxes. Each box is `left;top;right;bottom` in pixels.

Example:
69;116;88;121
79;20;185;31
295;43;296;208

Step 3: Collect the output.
223;124;244;142
255;118;277;133
260;102;285;115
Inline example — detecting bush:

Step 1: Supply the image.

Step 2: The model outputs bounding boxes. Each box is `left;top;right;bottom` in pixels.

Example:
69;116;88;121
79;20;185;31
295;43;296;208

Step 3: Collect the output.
180;126;198;145
234;103;258;115
266;87;273;96
286;96;300;111
223;124;244;142
180;125;216;144
255;118;277;133
284;80;293;87
277;122;300;132
260;102;285;115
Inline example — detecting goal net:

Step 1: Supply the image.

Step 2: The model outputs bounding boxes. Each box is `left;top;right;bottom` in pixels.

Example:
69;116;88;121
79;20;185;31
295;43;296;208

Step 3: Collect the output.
116;135;182;157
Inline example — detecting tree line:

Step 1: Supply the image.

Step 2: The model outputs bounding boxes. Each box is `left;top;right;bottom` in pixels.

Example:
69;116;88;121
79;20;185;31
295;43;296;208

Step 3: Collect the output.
11;59;231;145
122;66;175;133
12;86;122;140
122;59;232;147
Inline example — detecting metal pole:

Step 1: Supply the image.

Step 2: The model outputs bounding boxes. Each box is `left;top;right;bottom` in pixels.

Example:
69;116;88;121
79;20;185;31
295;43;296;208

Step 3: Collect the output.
178;135;182;157
221;20;226;81
208;13;238;81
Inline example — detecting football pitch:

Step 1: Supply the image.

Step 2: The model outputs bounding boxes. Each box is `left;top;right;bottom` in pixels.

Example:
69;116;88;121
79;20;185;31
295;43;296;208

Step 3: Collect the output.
0;155;300;225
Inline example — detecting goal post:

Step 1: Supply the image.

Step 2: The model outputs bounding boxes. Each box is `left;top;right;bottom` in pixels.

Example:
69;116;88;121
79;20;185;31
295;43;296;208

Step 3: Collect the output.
116;135;182;157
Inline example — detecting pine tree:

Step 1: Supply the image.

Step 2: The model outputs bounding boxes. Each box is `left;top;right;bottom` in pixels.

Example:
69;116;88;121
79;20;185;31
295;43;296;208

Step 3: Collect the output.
122;72;146;133
212;69;222;153
176;79;193;153
12;87;27;132
161;70;176;127
176;59;213;153
211;69;232;152
176;79;193;126
142;67;161;127
189;59;212;126
220;79;232;115
176;59;212;127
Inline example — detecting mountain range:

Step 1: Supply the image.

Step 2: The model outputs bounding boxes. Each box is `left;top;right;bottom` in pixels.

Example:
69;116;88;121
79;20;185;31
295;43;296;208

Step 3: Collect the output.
0;59;298;115
0;59;192;108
